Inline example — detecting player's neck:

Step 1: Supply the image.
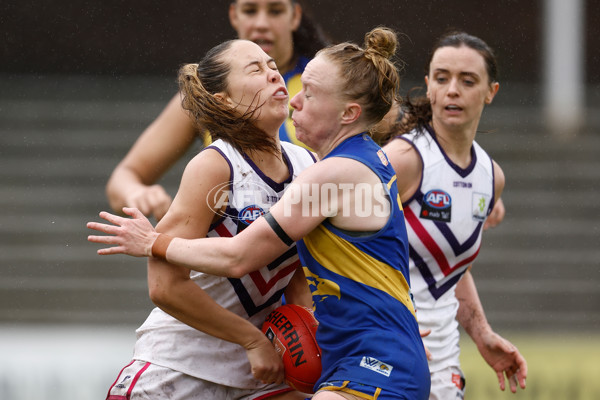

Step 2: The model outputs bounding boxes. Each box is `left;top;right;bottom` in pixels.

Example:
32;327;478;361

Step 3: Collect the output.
432;120;476;169
246;145;290;184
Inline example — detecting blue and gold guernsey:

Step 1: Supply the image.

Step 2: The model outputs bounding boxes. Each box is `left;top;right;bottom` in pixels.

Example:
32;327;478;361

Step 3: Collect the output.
296;133;430;399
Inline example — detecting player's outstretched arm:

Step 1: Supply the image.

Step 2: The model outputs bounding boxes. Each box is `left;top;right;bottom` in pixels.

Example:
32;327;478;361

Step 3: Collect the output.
88;205;294;277
456;269;527;392
88;207;158;257
88;160;345;278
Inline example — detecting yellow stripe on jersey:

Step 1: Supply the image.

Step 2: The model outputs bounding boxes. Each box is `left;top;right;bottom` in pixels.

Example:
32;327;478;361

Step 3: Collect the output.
303;224;415;317
316;380;382;399
386;175;403;211
387;174;397;190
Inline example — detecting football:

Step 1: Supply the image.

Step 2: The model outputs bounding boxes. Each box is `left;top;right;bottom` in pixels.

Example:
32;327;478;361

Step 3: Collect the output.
261;304;322;393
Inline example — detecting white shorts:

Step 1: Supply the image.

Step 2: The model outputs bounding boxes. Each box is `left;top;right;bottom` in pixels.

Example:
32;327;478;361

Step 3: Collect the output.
105;359;295;400
429;366;465;400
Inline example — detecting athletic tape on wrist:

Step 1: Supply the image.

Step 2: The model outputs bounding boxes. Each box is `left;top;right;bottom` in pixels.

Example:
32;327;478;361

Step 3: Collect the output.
263;212;294;246
151;234;174;260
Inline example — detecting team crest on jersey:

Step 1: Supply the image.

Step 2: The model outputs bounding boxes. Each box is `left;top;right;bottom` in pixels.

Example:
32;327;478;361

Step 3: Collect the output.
303;267;341;304
420;189;451;222
472;192;491;221
238;205;266;225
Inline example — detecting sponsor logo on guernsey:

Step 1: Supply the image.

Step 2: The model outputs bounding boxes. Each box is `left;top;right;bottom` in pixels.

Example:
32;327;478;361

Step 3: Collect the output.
453;181;473;188
238;205;266;225
420;189;451;222
472;192;491;221
360;356;393;377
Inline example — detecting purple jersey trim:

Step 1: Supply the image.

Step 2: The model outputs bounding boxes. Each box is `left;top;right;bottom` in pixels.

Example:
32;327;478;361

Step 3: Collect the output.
424;124;477;178
241;148;294;192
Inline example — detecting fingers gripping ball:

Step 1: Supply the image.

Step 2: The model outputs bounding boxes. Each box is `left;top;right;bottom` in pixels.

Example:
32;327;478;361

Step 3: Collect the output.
261;304;322;393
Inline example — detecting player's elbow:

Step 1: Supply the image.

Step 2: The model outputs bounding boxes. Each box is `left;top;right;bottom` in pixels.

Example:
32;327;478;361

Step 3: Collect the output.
221;248;256;279
147;261;183;307
224;257;251;279
148;280;170;307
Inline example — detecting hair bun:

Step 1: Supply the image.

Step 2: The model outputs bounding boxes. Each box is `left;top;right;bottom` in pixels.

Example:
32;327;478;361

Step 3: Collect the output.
364;27;397;60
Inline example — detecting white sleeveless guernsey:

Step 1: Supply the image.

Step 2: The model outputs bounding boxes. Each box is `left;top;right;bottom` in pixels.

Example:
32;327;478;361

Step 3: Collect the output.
133;139;315;388
399;126;495;373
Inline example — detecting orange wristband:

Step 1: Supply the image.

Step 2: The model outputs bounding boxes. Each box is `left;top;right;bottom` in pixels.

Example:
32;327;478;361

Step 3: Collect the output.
151;234;174;260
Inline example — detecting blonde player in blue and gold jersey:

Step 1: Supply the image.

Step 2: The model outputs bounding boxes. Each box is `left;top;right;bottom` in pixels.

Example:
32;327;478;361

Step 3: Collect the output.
106;0;328;221
89;27;431;399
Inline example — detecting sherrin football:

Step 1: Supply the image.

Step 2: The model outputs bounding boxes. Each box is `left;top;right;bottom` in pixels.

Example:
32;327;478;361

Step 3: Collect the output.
261;304;322;393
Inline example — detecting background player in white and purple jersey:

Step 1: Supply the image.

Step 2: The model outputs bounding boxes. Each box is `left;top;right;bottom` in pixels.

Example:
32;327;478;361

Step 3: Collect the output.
382;31;528;399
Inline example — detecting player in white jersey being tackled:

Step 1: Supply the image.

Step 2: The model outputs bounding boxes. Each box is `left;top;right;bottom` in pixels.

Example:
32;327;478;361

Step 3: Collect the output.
382;31;528;399
102;39;315;400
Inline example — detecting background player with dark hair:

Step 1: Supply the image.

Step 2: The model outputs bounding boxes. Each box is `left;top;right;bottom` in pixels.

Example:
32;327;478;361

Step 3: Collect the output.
382;31;527;399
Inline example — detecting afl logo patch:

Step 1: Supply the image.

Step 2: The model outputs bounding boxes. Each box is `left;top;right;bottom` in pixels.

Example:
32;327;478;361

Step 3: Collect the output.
238;205;265;225
420;189;451;222
424;190;451;209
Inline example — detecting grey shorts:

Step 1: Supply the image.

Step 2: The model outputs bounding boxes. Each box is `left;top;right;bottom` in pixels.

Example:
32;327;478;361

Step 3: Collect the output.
105;359;295;400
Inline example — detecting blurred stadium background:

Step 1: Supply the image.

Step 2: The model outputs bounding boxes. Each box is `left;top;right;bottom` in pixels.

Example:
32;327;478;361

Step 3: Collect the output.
1;0;599;398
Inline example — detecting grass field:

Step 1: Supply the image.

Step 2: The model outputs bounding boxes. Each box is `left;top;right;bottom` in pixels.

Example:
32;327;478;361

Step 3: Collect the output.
459;332;600;399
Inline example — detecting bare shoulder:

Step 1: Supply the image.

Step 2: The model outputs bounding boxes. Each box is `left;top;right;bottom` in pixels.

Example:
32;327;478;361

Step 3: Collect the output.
382;137;420;171
382;138;422;200
492;159;505;199
157;148;231;234
179;147;231;188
